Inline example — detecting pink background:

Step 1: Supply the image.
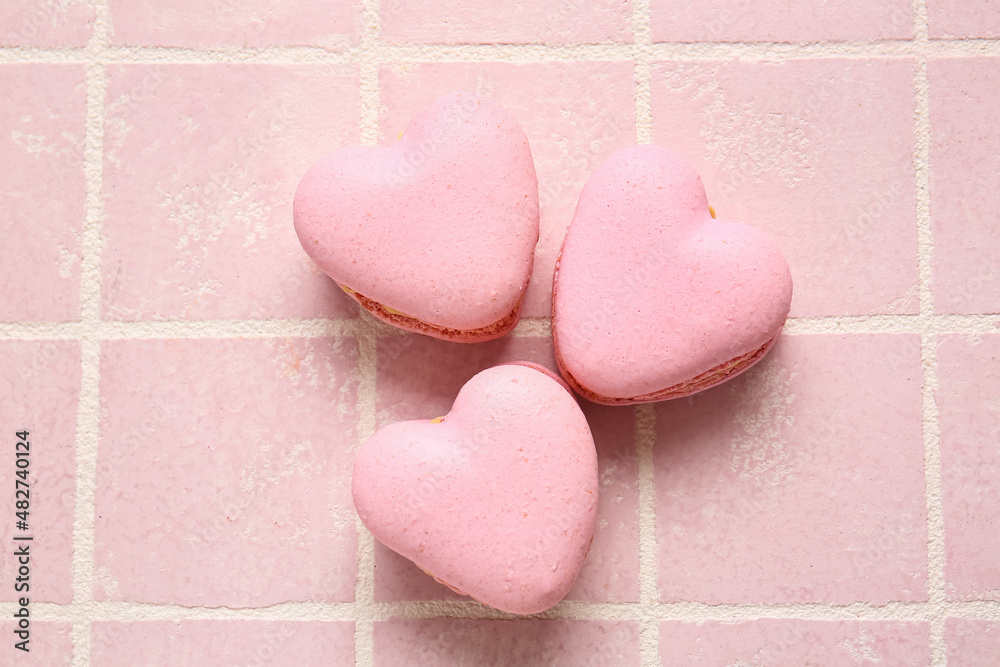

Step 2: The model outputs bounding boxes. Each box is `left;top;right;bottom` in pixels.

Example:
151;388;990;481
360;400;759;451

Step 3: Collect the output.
2;0;999;664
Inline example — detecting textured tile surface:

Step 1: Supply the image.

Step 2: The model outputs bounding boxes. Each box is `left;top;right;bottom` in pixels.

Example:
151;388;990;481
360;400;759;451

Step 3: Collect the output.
944;618;1000;666
380;62;636;318
92;620;355;665
0;621;73;665
94;337;359;605
652;58;919;318
101;64;359;321
108;0;360;48
0;0;94;46
0;64;86;322
658;619;930;664
0;341;79;603
651;0;913;42
929;57;1000;314
655;334;927;604
937;334;1000;600
380;0;631;44
374;618;641;665
927;0;1000;38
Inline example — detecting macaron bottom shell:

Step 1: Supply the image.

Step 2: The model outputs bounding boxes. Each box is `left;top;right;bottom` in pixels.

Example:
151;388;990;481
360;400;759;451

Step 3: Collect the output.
340;283;525;343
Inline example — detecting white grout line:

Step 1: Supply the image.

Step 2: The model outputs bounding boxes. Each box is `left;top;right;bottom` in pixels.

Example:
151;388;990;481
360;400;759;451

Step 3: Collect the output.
2;313;999;341
911;1;951;665
69;1;112;664
635;405;659;666
354;2;382;664
2;37;1000;65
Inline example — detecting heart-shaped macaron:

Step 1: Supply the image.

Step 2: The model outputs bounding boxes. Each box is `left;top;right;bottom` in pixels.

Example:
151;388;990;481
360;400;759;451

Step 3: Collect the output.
293;92;539;342
552;145;793;404
352;363;598;615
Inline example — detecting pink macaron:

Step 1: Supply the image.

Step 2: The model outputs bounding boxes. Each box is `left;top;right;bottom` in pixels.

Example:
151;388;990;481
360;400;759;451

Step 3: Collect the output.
352;362;599;615
553;145;793;404
293;92;539;342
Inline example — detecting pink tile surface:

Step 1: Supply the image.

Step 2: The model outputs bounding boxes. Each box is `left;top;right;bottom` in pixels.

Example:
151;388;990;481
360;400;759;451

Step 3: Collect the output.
92;620;355;666
0;341;79;604
373;335;639;602
101;64;360;321
108;0;360;48
374;618;640;665
652;58;919;317
929;57;1000;314
659;619;930;665
937;335;1000;600
0;621;73;665
94;337;359;606
380;0;631;44
651;0;912;42
655;334;927;604
0;0;94;46
379;62;636;318
945;618;1000;666
927;0;1000;39
0;64;86;322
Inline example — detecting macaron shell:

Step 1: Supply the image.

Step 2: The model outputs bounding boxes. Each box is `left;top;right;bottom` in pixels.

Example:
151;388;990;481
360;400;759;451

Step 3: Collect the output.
552;145;792;402
293;92;539;334
352;364;599;615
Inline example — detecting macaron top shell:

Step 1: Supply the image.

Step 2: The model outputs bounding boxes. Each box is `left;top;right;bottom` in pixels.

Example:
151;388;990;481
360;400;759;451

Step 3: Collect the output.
553;145;792;401
352;363;599;615
293;92;539;332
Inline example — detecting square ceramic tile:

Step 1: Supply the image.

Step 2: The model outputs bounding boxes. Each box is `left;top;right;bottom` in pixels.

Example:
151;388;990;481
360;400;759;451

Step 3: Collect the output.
373;334;639;602
937;334;1000;600
944;618;1000;666
94;337;359;606
379;62;636;318
108;0;360;48
380;0;631;44
1;0;94;46
0;341;79;604
929;58;1000;314
0;621;73;665
659;620;930;664
651;0;912;42
927;0;1000;39
0;64;86;322
655;334;927;604
101;64;360;321
373;618;640;665
92;620;355;665
651;58;919;317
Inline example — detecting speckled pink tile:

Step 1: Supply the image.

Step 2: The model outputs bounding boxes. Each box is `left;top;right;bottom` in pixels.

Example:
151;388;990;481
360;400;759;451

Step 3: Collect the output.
655;334;927;604
1;0;94;46
927;0;1000;39
373;334;638;602
0;621;72;665
651;0;912;42
380;62;636;318
0;341;78;604
380;0;631;44
0;64;86;322
92;620;355;665
659;619;930;665
937;334;1000;600
945;618;1000;666
929;58;1000;315
108;0;360;48
101;64;360;321
652;59;918;317
95;337;359;606
374;618;640;665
